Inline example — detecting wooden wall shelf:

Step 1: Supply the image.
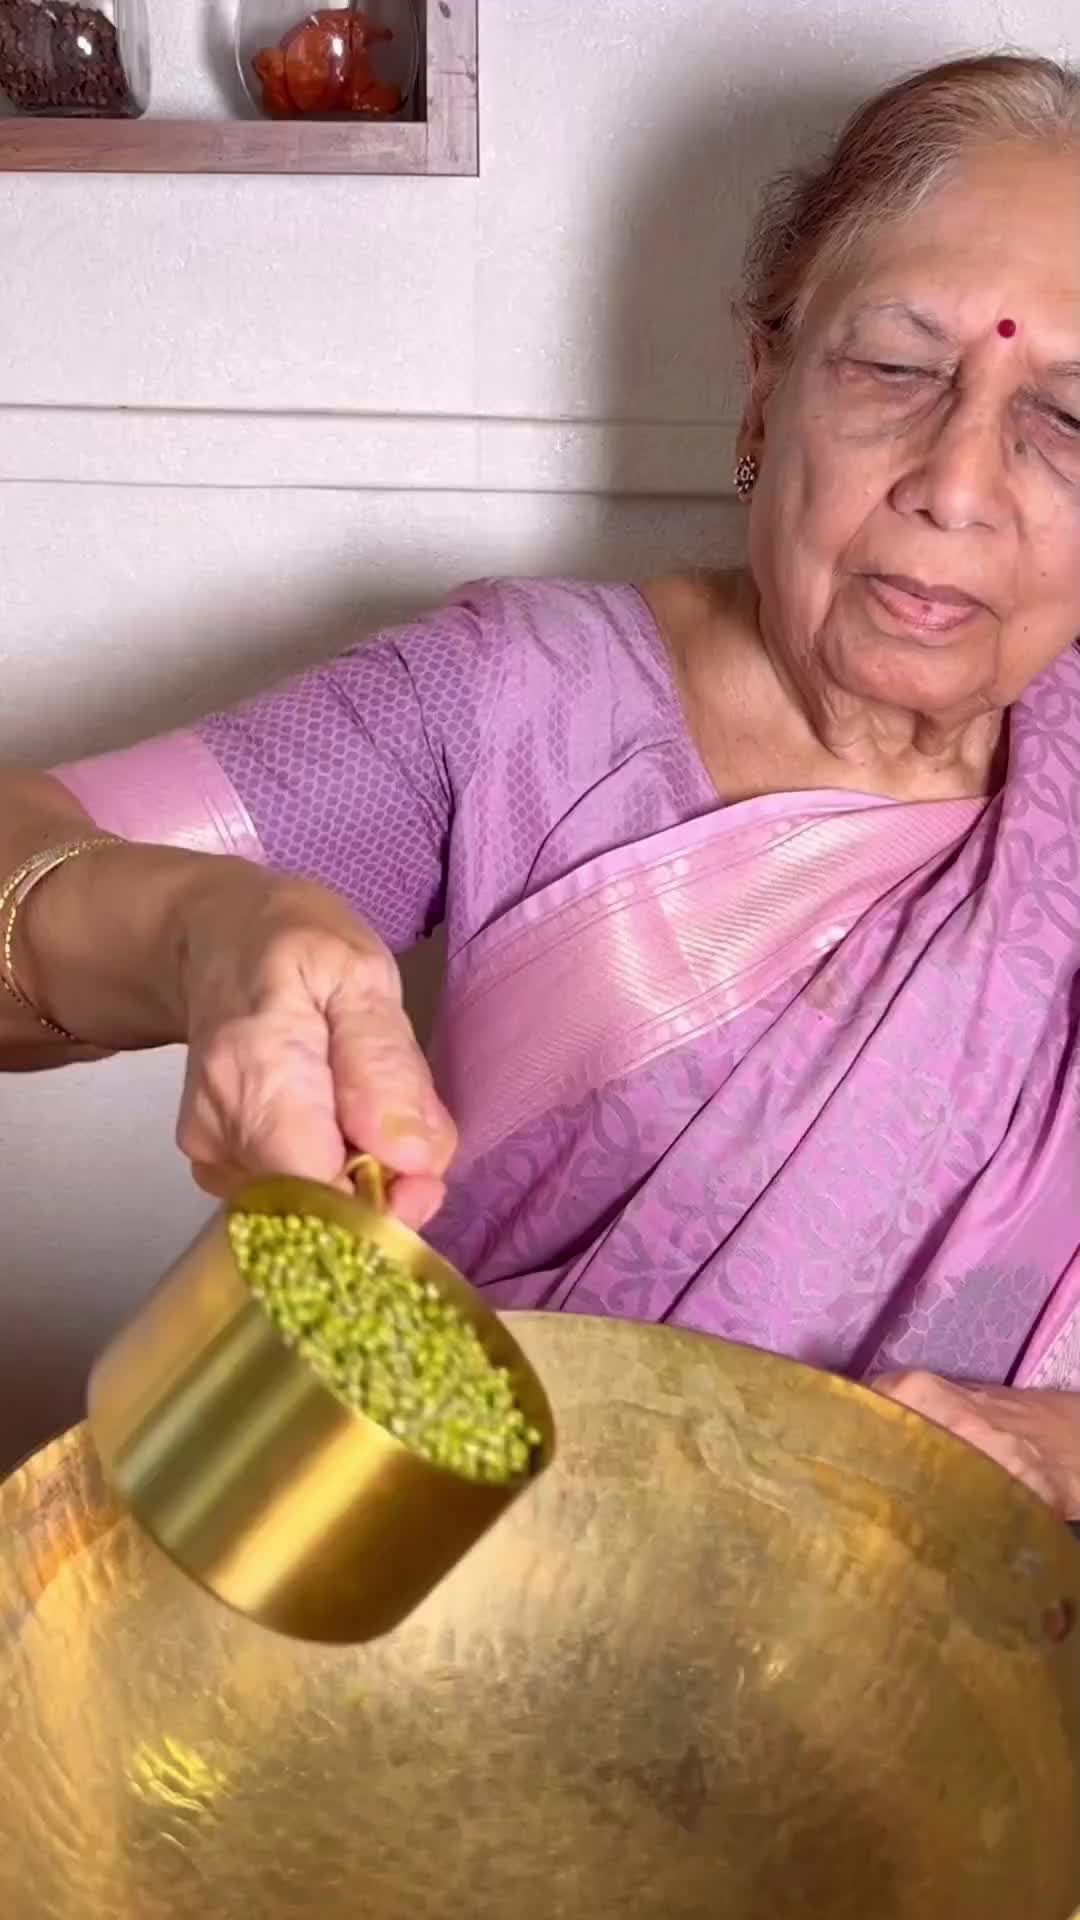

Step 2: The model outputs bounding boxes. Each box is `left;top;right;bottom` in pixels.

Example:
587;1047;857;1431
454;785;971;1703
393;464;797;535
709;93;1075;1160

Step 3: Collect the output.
0;0;477;175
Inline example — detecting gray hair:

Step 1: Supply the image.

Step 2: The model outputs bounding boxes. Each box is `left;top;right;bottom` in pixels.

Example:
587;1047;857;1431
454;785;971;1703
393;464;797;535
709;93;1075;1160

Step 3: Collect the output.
739;53;1080;372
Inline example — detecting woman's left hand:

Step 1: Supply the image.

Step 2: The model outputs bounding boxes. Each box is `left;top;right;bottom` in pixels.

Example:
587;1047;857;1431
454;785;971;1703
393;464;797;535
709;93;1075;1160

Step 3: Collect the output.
874;1372;1080;1518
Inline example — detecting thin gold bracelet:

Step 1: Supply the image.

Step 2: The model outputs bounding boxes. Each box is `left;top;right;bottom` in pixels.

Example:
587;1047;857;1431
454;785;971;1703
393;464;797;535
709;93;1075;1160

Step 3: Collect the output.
0;836;126;1041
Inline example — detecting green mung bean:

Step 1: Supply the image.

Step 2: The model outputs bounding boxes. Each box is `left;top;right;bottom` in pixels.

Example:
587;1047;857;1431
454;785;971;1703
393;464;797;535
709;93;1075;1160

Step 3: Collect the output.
228;1210;541;1485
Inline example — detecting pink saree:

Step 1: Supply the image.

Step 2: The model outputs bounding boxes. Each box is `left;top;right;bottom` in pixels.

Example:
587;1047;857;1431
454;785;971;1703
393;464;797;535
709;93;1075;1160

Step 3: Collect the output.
57;634;1080;1392
428;688;1080;1392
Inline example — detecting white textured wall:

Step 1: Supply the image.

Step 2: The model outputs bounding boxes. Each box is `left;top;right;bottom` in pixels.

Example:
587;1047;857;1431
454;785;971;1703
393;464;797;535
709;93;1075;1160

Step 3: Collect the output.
0;0;1071;1465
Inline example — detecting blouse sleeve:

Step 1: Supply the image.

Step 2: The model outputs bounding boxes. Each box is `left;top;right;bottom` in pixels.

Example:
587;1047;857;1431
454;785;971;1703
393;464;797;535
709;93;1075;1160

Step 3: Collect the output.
54;591;503;955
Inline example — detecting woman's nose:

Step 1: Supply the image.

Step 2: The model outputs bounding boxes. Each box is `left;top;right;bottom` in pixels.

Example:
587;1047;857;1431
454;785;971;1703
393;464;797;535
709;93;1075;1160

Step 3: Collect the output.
890;399;1011;534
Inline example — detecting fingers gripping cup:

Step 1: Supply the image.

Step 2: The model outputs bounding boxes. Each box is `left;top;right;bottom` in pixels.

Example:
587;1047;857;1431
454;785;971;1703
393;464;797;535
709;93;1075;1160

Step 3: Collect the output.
87;1158;555;1644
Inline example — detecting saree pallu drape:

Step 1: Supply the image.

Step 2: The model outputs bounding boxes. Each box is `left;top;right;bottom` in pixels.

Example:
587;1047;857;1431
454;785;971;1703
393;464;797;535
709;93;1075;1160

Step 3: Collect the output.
431;651;1080;1390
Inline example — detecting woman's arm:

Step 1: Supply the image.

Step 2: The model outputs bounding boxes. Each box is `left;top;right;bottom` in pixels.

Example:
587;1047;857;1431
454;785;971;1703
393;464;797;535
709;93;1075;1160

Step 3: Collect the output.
0;770;455;1225
27;592;507;1208
0;768;191;1067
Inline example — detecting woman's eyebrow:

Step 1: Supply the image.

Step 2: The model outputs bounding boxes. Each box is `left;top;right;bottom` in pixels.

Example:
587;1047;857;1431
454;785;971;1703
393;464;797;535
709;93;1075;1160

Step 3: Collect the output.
846;301;953;345
848;307;1080;380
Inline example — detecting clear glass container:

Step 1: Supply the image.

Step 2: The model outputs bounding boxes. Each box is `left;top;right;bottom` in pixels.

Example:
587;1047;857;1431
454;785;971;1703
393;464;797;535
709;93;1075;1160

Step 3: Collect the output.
0;0;150;117
235;0;419;121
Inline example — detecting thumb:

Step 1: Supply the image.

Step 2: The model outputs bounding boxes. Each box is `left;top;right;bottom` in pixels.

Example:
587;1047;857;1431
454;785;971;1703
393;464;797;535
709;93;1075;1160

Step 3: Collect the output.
328;981;457;1179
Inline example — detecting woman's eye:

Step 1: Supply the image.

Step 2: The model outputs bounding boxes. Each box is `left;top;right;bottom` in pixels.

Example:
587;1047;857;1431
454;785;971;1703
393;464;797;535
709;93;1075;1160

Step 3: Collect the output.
834;356;939;396
1048;404;1080;437
866;361;927;382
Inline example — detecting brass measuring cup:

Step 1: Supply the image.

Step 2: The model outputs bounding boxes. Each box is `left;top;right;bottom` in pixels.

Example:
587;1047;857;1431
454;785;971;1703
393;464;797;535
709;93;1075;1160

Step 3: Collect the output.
87;1157;555;1644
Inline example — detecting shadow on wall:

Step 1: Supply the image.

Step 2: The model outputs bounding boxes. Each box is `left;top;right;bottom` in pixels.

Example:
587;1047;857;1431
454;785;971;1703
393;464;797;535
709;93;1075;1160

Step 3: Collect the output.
52;77;876;743
599;70;874;491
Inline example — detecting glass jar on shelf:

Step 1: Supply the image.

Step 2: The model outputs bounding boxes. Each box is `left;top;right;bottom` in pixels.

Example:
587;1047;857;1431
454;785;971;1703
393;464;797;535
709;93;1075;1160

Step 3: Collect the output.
0;0;150;117
235;0;419;121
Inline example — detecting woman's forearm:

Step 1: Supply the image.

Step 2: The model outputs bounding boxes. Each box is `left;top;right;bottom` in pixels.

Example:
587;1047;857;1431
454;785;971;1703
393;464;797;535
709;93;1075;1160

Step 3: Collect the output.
0;765;452;1216
0;769;105;1064
0;769;219;1068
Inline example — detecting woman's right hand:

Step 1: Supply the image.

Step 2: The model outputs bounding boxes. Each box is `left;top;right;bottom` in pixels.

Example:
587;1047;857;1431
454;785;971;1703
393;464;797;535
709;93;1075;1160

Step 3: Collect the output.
174;860;456;1227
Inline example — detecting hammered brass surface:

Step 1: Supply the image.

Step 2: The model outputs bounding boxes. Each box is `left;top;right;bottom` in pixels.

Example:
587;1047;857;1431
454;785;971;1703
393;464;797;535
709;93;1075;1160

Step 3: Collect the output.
87;1162;554;1642
2;1316;1078;1920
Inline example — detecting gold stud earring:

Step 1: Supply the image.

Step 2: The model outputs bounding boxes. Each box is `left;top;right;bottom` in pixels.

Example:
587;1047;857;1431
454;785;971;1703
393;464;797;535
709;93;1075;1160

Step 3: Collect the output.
734;453;759;501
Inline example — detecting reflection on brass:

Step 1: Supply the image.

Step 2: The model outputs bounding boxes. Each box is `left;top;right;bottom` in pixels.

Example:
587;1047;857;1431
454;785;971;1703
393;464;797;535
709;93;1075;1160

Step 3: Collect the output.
1;1316;1077;1919
127;1736;229;1813
86;1157;554;1643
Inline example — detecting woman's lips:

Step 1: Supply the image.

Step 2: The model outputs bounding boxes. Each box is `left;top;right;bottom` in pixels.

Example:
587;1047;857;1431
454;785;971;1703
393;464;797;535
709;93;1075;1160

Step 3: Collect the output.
865;573;984;635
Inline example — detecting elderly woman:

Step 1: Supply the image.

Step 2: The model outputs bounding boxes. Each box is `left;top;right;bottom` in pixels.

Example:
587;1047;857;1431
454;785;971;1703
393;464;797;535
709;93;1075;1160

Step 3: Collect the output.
2;53;1078;1514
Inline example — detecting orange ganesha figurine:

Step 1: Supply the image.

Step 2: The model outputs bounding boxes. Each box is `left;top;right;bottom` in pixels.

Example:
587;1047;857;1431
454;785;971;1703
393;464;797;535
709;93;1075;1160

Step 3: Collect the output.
253;9;402;118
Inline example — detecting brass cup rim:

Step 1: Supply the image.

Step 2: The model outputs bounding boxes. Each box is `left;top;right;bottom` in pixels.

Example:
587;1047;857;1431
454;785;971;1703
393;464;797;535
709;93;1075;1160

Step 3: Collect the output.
224;1153;556;1485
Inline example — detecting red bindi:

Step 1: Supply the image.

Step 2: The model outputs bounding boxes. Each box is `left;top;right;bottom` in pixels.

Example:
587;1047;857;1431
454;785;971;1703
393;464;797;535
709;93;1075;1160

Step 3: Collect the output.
997;317;1017;339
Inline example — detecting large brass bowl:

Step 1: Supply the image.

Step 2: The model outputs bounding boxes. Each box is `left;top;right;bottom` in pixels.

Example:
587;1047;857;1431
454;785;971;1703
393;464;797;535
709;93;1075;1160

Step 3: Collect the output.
0;1315;1076;1920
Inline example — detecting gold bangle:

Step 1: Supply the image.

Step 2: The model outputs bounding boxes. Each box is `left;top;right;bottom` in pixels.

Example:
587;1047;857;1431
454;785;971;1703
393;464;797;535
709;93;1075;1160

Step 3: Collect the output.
0;836;126;1041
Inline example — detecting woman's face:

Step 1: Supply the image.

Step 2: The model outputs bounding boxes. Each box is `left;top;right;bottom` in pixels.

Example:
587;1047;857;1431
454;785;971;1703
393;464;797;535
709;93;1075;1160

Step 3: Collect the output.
747;141;1080;723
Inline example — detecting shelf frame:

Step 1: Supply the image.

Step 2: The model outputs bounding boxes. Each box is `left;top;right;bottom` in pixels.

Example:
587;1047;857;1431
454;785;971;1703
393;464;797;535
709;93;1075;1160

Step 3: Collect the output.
0;0;477;175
